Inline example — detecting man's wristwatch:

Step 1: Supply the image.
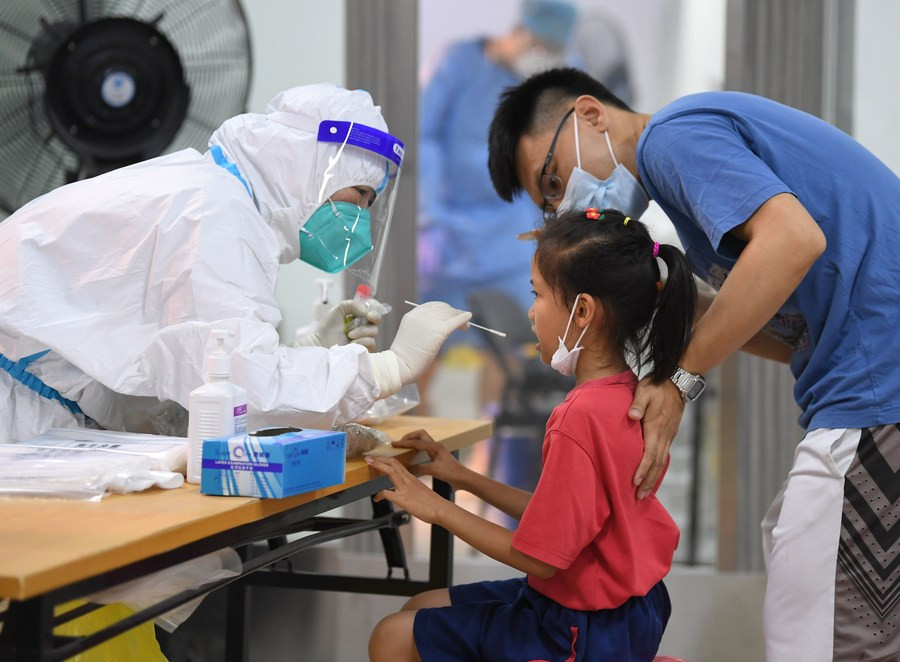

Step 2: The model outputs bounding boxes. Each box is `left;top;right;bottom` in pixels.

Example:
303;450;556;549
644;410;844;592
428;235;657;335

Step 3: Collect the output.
670;367;706;402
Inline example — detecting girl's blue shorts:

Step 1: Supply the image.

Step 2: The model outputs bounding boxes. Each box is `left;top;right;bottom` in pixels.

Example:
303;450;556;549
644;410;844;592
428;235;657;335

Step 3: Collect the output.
412;576;670;661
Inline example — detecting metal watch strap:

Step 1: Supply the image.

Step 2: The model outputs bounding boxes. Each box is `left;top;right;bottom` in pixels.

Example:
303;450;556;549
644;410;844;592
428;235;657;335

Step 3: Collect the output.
670;366;705;402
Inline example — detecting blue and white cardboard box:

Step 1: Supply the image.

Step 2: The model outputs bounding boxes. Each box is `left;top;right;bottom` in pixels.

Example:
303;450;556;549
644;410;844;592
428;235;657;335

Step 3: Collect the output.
200;429;346;498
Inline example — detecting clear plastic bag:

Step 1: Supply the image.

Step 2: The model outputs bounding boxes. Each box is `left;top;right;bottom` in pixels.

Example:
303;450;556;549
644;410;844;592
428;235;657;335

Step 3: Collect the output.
357;382;420;425
334;422;392;456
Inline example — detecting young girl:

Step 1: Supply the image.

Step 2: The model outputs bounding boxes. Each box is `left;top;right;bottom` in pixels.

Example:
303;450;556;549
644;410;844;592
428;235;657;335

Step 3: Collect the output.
366;207;697;662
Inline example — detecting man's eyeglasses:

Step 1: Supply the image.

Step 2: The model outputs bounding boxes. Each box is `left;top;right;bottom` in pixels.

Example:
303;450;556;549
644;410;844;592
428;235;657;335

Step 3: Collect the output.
540;107;575;221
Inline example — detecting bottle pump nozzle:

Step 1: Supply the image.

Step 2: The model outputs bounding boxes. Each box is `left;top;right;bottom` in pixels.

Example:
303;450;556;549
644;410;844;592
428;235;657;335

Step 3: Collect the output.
208;329;232;378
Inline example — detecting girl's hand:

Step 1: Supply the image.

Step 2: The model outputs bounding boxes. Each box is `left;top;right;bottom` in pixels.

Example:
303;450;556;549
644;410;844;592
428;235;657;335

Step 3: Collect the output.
366;456;446;524
390;429;467;486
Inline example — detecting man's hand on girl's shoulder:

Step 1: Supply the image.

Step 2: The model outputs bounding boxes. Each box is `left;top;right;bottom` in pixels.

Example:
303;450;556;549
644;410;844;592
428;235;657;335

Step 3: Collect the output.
628;377;685;499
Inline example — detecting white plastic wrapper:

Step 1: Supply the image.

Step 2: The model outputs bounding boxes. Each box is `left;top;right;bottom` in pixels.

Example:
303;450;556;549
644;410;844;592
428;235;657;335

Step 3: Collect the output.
87;548;242;632
19;428;188;472
0;429;187;500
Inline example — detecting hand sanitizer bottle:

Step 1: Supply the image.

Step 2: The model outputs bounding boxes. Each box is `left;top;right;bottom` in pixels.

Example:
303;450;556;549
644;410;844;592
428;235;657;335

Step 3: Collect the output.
187;330;248;484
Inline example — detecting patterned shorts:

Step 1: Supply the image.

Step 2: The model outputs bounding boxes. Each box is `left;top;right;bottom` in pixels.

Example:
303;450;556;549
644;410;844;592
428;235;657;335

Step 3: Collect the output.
763;425;900;661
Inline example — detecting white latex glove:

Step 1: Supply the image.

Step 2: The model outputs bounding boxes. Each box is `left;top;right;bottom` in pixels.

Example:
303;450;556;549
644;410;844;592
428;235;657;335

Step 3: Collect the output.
369;301;471;397
294;299;383;351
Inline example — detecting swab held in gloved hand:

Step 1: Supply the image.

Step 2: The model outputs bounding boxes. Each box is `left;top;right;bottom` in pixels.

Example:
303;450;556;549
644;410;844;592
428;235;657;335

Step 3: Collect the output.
403;301;507;338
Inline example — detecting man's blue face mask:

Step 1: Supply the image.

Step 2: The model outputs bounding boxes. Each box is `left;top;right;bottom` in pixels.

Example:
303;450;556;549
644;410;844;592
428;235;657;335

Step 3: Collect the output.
557;112;650;219
298;200;373;274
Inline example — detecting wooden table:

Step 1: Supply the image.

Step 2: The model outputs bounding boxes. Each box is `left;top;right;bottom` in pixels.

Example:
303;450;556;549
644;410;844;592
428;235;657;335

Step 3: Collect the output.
0;415;492;661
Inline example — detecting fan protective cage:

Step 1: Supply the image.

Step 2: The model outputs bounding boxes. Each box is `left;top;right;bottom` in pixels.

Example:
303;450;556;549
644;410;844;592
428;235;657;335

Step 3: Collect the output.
0;0;252;213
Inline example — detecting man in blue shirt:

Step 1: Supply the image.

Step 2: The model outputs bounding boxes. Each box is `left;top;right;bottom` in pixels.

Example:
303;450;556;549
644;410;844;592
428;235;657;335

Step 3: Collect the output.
487;67;900;661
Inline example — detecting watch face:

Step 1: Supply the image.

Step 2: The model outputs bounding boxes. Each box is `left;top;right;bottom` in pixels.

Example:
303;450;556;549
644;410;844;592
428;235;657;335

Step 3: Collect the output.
686;380;705;400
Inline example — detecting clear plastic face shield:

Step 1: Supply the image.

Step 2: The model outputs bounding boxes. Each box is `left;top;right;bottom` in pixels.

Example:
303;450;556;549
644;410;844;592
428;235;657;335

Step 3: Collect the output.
299;120;404;295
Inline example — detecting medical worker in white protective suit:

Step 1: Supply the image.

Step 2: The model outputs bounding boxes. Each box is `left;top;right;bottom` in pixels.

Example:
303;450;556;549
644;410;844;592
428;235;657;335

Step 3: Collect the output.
0;83;470;443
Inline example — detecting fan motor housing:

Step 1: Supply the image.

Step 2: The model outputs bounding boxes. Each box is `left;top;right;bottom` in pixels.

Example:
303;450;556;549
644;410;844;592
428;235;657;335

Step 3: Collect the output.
43;17;191;173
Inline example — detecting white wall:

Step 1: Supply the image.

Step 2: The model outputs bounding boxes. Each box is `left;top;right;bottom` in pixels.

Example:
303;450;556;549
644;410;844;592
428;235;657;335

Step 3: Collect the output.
241;1;347;342
853;0;900;174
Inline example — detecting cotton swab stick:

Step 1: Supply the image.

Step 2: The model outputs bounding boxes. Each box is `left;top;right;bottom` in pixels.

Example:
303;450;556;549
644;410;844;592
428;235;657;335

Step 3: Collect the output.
403;300;507;338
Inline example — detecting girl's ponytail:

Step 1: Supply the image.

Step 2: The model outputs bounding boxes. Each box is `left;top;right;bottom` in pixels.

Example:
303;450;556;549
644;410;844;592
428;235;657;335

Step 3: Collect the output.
646;244;697;383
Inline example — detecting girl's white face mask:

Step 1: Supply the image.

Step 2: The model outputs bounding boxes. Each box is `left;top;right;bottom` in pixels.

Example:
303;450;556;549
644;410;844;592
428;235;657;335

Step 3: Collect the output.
550;294;590;377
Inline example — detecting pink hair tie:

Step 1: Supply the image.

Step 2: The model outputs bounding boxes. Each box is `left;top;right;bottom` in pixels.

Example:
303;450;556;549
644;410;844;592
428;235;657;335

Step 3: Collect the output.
652;242;660;258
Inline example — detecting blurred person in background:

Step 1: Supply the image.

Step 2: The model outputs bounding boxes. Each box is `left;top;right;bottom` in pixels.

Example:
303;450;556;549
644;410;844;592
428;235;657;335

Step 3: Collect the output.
416;0;578;421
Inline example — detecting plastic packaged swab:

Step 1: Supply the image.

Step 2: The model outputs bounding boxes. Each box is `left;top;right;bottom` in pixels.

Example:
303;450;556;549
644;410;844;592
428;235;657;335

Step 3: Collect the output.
403;300;507;338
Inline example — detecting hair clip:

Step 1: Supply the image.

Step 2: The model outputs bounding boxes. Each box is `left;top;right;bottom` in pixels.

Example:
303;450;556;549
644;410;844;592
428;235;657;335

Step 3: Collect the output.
652;241;660;258
623;216;631;226
516;228;544;241
585;208;601;220
656;280;664;294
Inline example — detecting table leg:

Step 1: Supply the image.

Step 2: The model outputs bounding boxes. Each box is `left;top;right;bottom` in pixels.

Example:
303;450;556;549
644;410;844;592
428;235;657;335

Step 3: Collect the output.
225;548;250;662
428;477;454;588
0;596;54;661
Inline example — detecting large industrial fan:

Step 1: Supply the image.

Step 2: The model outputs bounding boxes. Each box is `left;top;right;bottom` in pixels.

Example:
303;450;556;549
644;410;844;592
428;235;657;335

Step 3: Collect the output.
0;0;252;213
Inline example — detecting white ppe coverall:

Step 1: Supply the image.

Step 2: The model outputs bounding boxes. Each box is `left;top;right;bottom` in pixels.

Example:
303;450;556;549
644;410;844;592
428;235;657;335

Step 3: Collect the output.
0;84;404;441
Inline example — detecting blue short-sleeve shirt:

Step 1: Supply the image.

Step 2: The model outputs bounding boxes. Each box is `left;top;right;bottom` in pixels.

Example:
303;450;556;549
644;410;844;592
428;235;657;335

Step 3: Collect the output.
637;91;900;430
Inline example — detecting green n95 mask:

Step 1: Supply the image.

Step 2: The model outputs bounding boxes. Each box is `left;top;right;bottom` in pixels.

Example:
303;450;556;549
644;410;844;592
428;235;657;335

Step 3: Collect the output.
299;200;373;274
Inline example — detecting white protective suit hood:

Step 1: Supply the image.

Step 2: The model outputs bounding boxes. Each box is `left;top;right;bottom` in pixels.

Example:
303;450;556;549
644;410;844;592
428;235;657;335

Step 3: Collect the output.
209;84;389;263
